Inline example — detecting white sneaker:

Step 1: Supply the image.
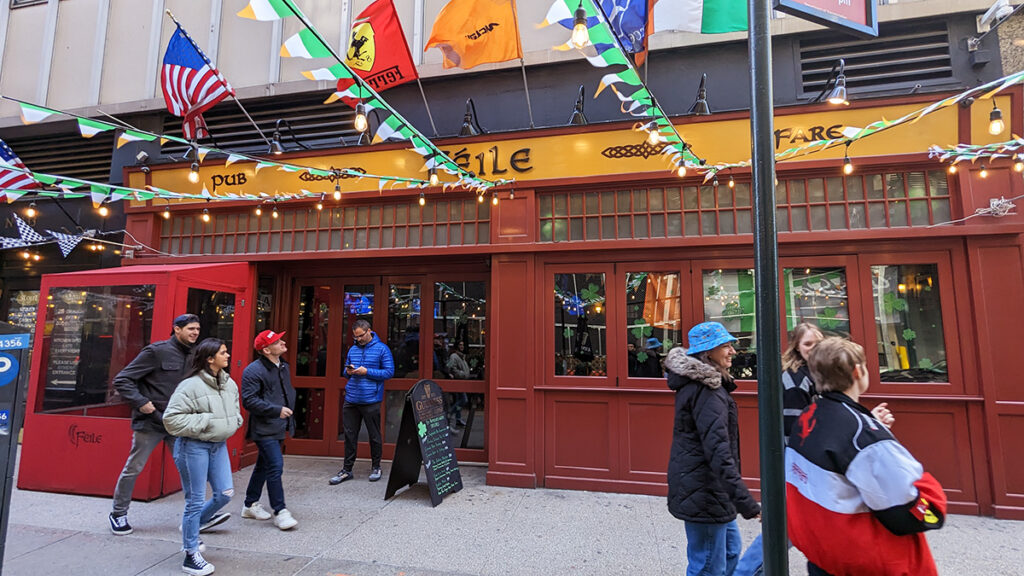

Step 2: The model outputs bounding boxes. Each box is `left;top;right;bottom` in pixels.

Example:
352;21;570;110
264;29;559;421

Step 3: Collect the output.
273;508;298;531
241;502;272;521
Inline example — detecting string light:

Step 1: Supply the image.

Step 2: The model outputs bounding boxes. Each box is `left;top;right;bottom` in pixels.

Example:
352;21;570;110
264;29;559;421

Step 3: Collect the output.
727;175;735;188
333;180;342;201
428;167;439;186
647;128;661;146
570;1;589;48
31;253;41;261
980;164;989;178
255;205;263;216
188;162;200;183
98;204;109;217
492;192;499;206
419;192;426;206
25;202;37;218
354;102;368;133
677;165;687;178
201;208;211;223
948;164;958;174
20;250;30;260
477;193;485;203
162;207;171;220
509;189;515;200
316;193;325;210
712;176;719;188
1015;155;1024;173
843;155;854;175
272;205;279;219
989;99;1005;136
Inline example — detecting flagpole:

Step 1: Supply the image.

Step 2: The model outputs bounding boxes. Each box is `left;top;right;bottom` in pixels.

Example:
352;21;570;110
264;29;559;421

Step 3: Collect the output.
415;78;439;137
164;10;271;147
509;1;535;129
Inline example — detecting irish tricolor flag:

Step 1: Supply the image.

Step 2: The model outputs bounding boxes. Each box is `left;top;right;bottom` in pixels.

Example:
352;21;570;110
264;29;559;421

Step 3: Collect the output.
654;0;748;34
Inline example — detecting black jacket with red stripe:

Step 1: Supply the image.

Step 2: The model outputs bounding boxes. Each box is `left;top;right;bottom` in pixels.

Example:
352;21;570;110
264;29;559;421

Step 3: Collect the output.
786;391;946;576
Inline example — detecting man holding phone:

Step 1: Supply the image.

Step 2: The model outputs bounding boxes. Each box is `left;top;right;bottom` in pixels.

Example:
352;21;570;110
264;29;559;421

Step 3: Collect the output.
330;319;394;485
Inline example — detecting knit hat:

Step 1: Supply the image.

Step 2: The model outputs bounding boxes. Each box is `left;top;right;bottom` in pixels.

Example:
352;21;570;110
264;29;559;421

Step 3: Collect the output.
686;322;738;355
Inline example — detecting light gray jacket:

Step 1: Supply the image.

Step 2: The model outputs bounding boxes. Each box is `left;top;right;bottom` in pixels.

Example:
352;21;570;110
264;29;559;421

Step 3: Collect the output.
164;369;243;443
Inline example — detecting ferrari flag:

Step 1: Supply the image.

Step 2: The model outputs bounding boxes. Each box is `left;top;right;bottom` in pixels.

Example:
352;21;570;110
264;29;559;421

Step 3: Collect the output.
345;0;418;92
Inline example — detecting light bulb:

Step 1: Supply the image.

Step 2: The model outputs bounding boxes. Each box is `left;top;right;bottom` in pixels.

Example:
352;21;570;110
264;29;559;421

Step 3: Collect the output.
25;202;37;218
354;103;368;133
948;164;957;174
255;206;262;216
477;194;484;203
989;102;1005;136
570;4;589;49
21;250;30;260
980;165;989;178
333;190;342;201
728;176;735;188
509;190;515;200
1015;156;1024;172
843;157;854;175
419;192;426;206
162;208;171;220
272;206;279;218
188;162;200;183
316;198;324;211
429;167;439;186
677;165;687;178
98;205;109;217
32;253;41;261
492;194;499;206
201;208;210;223
647;129;660;146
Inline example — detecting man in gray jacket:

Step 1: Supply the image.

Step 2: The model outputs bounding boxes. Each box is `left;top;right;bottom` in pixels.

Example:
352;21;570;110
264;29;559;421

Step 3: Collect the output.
108;314;200;535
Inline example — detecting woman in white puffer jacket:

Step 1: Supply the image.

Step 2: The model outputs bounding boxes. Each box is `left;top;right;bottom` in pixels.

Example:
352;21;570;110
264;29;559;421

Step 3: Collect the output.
164;337;243;576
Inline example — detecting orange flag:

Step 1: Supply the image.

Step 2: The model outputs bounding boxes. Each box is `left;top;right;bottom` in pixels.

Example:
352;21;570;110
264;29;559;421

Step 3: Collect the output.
425;0;523;70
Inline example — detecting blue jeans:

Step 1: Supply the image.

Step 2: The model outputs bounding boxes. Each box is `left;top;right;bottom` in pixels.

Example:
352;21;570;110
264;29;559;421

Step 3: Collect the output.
734;533;764;576
684;520;742;576
174;437;233;553
244;437;285;513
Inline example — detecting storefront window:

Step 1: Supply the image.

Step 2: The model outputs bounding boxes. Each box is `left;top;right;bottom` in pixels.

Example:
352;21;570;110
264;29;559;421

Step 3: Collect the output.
783;267;850;338
871;264;947;382
625;272;681;378
253;276;275;335
340;284;374;377
39;285;154;412
703;269;756;379
388;283;421;378
187;288;235;354
554;273;606;376
295;285;329;377
433;281;486;379
384;390;485;450
292;388;324;439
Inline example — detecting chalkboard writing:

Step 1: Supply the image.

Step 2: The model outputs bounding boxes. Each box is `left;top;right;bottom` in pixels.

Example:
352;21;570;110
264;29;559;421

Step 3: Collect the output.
384;380;462;506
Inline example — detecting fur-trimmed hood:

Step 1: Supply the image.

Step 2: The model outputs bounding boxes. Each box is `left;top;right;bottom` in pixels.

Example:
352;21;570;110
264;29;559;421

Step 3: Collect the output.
665;347;723;390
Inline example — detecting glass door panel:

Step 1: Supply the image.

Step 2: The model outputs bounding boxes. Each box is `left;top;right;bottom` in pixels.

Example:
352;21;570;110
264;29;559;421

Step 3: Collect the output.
339;284;375;377
295;284;330;378
187;287;236;353
554;272;607;377
701;268;757;380
388;283;422;379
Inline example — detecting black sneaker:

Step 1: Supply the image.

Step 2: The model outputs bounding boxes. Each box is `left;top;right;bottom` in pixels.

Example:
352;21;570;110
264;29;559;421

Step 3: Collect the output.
182;550;214;575
198;512;230;533
329;470;353;485
108;513;132;535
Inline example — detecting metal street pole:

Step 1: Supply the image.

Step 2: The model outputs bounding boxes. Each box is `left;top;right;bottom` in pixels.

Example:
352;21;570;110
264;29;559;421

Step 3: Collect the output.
748;0;786;574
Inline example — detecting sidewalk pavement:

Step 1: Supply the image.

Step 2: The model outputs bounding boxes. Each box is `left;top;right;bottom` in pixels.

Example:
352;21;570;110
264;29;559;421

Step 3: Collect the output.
3;453;1022;575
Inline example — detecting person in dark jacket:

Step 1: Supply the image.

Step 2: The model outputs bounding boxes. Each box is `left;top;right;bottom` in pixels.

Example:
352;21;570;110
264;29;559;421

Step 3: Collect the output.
665;321;760;576
108;313;200;536
329;319;395;485
240;329;298;531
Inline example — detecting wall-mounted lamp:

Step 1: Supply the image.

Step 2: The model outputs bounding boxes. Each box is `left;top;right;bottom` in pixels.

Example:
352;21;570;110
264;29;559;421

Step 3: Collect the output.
688;74;711;116
568;84;588;126
136;150;151;174
460;98;485;137
269;118;310;155
570;1;589;49
989;99;1005;135
813;59;848;106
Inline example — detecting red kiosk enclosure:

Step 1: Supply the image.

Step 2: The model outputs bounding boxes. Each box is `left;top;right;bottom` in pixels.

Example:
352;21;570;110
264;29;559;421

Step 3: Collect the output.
18;262;254;499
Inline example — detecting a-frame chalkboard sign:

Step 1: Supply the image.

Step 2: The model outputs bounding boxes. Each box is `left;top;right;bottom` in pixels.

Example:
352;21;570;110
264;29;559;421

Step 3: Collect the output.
384;380;462;506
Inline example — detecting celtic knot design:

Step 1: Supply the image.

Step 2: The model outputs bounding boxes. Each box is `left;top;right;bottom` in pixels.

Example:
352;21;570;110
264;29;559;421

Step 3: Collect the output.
601;141;669;160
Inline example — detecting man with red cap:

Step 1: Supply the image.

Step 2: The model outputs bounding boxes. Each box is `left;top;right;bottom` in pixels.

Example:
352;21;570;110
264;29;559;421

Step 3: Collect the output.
240;329;298;530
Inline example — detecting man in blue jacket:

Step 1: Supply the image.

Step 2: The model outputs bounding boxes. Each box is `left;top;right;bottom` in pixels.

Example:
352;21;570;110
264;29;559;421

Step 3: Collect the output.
330;319;394;484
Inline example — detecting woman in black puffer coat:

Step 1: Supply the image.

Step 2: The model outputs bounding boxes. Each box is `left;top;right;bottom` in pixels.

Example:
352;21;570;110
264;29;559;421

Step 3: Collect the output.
666;322;761;576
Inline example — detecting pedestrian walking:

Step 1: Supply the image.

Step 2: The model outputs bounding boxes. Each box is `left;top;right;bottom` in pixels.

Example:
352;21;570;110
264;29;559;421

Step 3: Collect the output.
240;329;298;530
665;322;761;576
164;338;244;575
786;337;945;575
108;313;200;536
329;319;394;485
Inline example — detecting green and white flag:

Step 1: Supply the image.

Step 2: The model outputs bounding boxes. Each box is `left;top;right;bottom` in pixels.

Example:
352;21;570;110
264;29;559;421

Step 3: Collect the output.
655;0;748;34
237;0;301;22
19;103;54;124
77;118;113;138
281;29;332;59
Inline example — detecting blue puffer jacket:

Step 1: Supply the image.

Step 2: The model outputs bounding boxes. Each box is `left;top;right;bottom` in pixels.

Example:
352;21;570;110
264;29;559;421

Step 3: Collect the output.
344;333;395;404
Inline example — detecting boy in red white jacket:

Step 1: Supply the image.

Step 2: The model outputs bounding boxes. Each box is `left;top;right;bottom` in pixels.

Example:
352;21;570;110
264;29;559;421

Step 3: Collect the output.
785;337;946;576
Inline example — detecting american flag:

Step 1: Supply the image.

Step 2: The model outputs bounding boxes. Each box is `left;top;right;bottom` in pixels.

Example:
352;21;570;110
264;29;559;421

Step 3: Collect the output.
0;138;41;191
161;24;235;140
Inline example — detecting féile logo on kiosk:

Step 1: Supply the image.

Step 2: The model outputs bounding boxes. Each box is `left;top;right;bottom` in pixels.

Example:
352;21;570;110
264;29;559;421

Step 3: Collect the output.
67;423;102;448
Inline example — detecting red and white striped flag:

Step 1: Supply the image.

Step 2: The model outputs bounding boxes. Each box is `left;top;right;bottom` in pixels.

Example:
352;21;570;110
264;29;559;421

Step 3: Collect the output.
161;24;235;140
0;138;41;193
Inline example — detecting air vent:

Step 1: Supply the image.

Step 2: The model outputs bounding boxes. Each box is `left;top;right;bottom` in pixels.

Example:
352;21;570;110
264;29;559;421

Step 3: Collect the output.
800;20;954;99
7;131;115;184
161;89;363;158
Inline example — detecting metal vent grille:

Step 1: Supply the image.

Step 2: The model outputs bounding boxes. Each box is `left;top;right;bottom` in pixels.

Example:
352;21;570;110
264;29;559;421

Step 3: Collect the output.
6;130;116;184
800;20;954;99
160;89;362;158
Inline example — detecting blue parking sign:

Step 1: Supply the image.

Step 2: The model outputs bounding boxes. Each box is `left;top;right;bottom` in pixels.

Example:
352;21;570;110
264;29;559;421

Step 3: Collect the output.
0;353;18;388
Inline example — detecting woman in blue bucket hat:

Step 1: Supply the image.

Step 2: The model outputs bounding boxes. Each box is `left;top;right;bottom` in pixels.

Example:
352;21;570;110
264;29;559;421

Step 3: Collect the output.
664;322;761;576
